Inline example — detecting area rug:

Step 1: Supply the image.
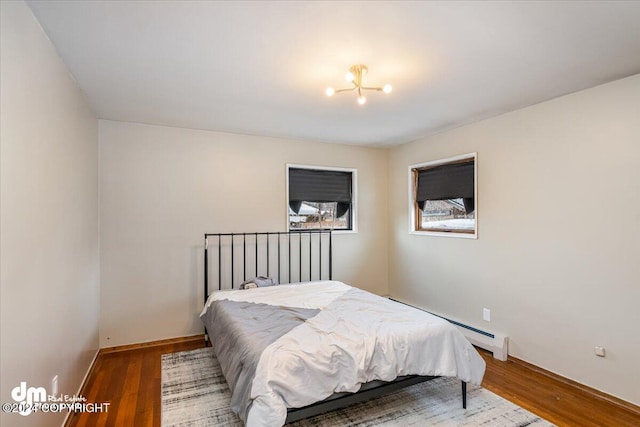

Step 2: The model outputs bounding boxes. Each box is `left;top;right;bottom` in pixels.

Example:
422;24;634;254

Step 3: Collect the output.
162;347;553;426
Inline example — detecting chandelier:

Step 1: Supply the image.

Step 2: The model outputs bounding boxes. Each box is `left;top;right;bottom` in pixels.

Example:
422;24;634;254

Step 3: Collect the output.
325;64;392;105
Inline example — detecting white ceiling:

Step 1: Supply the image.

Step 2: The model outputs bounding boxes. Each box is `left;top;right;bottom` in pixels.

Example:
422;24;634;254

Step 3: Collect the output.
27;1;640;147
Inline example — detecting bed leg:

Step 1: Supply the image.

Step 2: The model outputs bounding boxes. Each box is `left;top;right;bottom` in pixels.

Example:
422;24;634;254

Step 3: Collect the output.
461;381;467;409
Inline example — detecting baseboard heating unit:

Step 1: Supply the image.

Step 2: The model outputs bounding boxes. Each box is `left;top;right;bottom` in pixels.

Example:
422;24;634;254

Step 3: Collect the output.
389;298;508;361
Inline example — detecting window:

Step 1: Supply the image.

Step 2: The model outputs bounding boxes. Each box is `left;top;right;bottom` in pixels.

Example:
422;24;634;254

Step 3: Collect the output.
409;153;477;238
287;165;357;232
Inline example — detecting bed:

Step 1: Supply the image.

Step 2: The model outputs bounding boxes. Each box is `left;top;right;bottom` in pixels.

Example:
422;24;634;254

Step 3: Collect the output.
201;231;486;426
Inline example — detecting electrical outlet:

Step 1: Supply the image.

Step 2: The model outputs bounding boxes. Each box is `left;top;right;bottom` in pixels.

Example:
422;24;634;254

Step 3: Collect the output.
483;308;491;322
51;375;58;397
594;346;606;357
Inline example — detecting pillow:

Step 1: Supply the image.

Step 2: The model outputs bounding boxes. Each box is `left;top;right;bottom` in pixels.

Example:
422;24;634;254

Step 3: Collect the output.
239;276;279;290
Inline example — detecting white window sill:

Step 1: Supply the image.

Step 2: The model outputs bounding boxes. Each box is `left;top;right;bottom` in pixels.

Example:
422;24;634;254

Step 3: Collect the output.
409;230;477;239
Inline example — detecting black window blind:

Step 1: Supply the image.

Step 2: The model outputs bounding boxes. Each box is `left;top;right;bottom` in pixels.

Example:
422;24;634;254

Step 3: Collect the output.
289;168;352;217
416;161;475;213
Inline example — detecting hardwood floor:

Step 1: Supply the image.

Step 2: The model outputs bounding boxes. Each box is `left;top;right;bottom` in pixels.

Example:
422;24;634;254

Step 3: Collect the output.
478;351;639;427
66;337;205;427
66;337;640;427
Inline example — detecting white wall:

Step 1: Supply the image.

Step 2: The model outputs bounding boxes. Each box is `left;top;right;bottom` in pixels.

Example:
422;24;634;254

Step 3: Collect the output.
99;120;388;347
388;74;640;405
0;2;100;426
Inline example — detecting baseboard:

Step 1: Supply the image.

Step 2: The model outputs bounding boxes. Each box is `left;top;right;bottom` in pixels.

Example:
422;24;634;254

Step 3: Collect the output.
509;355;640;417
62;348;100;427
388;297;508;361
99;334;205;354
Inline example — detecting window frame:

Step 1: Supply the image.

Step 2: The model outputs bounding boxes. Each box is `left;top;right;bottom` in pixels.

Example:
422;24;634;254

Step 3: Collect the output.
286;164;358;234
408;152;477;239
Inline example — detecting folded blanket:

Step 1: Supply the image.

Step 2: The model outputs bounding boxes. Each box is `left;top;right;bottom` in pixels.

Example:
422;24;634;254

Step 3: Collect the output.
239;276;279;289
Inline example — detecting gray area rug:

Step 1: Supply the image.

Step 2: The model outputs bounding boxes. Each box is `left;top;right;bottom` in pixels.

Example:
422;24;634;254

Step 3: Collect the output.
162;347;554;426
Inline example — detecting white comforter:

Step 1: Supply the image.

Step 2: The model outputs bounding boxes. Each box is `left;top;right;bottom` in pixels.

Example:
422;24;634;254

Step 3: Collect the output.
204;281;486;427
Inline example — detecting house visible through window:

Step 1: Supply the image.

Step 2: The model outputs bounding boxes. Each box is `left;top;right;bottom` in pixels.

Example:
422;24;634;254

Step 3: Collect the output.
287;165;356;231
410;153;477;237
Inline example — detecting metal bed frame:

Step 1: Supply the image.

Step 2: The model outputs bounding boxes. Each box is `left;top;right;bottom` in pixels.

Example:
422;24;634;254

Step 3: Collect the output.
204;230;333;296
203;230;467;423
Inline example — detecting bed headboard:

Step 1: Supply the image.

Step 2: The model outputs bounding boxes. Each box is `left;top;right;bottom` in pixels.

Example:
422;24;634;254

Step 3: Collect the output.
204;231;332;302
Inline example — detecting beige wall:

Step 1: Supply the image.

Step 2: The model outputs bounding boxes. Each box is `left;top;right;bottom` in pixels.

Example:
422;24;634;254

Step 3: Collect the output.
99;120;388;347
0;2;100;426
388;74;640;404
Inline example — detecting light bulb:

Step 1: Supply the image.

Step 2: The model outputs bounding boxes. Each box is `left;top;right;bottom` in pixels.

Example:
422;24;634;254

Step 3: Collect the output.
357;95;366;105
345;72;354;82
383;84;393;94
325;87;335;97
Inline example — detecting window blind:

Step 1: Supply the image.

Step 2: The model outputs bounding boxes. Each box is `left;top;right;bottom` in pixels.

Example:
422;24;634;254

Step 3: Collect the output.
289;168;352;217
416;161;475;213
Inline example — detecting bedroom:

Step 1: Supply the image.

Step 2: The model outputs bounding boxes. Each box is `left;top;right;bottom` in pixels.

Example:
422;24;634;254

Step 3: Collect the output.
1;1;639;426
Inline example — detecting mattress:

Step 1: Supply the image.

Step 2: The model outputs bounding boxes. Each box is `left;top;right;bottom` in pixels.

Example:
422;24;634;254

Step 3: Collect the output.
200;280;486;427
